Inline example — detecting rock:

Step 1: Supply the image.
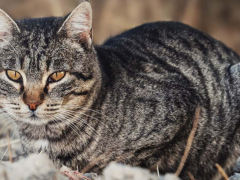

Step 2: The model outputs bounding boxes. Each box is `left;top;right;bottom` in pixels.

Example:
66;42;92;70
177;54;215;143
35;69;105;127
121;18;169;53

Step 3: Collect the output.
0;153;68;180
158;174;180;180
234;157;240;173
230;173;240;180
102;162;158;180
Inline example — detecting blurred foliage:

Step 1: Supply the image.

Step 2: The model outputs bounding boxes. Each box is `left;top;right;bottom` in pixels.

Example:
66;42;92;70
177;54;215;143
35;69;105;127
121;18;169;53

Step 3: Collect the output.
0;0;240;54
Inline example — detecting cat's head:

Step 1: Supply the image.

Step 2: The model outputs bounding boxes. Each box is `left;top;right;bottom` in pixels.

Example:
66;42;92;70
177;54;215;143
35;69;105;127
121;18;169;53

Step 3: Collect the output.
0;1;102;125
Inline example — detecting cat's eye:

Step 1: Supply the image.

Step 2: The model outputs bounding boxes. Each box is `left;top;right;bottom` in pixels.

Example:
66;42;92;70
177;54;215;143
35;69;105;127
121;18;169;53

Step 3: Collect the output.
48;71;66;83
6;70;22;82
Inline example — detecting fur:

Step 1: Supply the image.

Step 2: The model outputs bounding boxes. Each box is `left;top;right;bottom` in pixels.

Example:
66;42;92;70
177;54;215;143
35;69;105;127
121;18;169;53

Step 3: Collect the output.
0;1;240;180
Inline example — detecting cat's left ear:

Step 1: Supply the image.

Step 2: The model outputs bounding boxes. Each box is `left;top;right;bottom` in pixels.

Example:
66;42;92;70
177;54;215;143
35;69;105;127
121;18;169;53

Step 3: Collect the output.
0;9;20;47
57;1;93;49
230;63;240;81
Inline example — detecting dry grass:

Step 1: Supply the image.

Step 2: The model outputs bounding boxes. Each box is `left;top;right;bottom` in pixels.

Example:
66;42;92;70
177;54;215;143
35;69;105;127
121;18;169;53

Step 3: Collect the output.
7;131;12;163
175;107;200;177
215;163;229;180
187;171;196;180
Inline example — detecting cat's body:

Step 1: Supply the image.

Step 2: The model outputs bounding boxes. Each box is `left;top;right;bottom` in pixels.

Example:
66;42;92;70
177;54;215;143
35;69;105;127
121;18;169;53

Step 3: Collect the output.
1;2;240;180
95;22;240;179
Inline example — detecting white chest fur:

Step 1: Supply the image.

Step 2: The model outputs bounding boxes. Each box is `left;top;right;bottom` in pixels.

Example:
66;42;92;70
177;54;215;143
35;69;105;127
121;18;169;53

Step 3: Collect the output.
33;139;49;152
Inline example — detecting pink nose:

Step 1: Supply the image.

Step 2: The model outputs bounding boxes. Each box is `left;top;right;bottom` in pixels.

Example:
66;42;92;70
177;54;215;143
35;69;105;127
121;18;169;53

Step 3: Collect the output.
26;102;42;111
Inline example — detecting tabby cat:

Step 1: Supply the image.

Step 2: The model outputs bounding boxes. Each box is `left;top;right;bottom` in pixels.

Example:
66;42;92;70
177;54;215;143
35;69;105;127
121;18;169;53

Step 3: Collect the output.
0;1;240;180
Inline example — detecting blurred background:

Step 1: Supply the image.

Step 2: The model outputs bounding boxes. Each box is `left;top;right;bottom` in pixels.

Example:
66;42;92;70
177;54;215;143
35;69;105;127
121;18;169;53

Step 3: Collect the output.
0;0;239;54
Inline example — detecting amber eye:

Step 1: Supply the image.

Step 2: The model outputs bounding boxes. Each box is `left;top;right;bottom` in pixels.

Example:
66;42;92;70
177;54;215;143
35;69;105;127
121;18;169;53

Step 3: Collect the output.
48;72;66;83
6;70;22;82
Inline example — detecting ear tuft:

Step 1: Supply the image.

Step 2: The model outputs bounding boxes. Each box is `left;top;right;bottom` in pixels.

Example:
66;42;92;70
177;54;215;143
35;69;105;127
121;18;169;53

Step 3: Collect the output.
58;2;93;49
231;64;240;78
0;9;20;47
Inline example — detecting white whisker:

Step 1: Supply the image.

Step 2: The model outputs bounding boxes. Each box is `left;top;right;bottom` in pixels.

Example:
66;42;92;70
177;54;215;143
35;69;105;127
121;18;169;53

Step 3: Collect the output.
61;110;100;136
53;113;83;138
64;108;108;130
1;127;16;161
62;104;112;121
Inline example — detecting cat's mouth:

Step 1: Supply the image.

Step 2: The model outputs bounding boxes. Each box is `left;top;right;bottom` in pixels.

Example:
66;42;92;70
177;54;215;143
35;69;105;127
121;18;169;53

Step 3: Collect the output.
26;113;60;125
29;114;42;122
26;114;50;125
30;114;37;119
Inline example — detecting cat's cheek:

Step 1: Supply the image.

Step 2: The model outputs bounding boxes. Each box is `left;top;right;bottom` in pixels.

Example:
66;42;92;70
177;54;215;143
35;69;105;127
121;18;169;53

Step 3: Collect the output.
62;94;77;104
47;73;70;92
14;83;21;92
0;72;21;91
62;94;86;106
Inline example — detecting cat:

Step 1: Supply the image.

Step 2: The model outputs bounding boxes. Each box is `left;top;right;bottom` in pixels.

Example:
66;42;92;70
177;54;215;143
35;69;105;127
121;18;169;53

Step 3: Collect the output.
0;1;240;180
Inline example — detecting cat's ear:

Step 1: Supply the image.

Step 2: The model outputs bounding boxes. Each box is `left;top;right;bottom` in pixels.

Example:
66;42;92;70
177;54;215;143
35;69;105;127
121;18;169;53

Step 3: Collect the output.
57;1;93;49
230;64;240;81
0;9;20;45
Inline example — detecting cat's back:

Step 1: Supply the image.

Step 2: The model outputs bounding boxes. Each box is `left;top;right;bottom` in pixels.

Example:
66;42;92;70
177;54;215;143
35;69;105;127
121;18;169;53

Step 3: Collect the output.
94;22;240;180
96;21;240;101
97;21;239;71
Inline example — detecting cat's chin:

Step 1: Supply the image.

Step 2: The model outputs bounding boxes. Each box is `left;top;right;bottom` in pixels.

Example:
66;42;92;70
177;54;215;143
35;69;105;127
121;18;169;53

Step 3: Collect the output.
16;115;52;125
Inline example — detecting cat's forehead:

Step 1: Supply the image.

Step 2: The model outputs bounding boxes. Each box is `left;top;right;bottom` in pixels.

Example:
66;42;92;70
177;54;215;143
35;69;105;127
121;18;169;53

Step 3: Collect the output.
18;17;60;50
0;13;90;80
19;17;61;35
2;17;79;74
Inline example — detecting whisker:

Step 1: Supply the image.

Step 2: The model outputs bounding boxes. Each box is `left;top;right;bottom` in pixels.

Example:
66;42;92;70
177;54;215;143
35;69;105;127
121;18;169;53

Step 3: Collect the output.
53;113;84;138
63;112;90;137
0;118;10;126
62;110;101;136
0;120;12;134
1;126;16;161
0;103;20;106
62;104;112;121
64;109;109;130
0;139;21;148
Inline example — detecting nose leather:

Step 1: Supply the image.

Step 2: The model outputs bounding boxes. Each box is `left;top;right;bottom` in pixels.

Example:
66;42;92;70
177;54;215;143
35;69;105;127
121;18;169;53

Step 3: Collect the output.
23;89;44;111
26;102;42;111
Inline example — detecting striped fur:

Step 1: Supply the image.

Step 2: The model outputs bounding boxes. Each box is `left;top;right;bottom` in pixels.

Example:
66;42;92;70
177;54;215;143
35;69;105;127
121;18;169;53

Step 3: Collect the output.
0;2;240;180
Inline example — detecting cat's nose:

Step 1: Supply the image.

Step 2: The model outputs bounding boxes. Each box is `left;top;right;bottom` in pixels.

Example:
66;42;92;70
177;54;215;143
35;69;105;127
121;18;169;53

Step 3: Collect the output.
23;88;44;111
26;102;42;111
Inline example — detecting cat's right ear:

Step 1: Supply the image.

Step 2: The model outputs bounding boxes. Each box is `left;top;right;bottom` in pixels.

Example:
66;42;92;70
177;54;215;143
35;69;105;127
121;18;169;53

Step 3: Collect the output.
0;9;20;46
57;1;93;49
230;63;240;82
